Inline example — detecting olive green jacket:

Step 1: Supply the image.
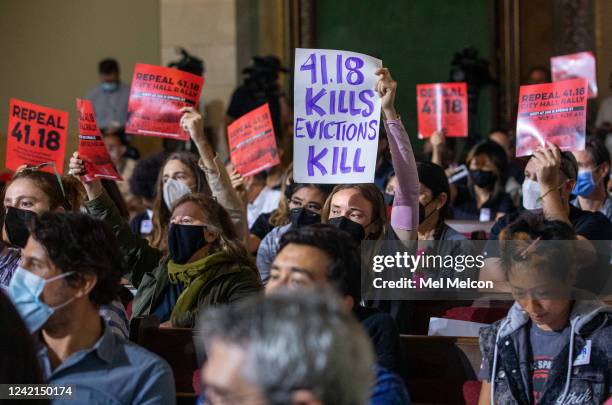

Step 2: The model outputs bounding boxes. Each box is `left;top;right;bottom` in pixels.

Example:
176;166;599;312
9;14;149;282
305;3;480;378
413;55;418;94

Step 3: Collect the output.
85;192;262;328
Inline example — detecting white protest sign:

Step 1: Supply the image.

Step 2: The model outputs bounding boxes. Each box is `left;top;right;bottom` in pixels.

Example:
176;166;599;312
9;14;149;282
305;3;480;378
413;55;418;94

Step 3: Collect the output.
293;48;382;183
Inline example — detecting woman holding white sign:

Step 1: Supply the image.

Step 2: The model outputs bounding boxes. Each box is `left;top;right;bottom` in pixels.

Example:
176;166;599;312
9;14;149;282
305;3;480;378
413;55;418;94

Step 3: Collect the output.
323;68;418;245
321;68;419;329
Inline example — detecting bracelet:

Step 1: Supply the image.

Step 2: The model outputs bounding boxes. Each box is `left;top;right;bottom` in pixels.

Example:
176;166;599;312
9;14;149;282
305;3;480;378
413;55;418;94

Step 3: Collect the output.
537;185;561;202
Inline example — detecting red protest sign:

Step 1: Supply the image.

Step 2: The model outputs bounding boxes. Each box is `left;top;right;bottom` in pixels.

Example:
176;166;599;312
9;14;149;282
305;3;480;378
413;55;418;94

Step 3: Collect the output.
416;82;468;139
227;103;280;177
551;51;597;99
6;99;67;173
516;78;587;157
76;99;122;182
125;63;204;140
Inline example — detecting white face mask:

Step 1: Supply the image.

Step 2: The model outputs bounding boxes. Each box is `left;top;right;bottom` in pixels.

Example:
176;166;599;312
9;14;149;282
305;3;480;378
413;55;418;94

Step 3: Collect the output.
163;178;191;210
522;178;542;210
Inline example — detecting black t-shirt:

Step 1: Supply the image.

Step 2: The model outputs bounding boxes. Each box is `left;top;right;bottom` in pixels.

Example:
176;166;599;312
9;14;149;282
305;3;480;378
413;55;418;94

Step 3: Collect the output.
249;211;275;240
354;305;401;372
488;204;612;242
452;185;516;221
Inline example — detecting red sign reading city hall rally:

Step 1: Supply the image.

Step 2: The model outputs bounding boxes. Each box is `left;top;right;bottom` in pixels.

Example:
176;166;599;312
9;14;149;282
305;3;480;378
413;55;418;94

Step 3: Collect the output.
77;99;122;182
516;78;587;157
416;82;468;139
125;63;204;141
227;103;280;177
6;99;67;173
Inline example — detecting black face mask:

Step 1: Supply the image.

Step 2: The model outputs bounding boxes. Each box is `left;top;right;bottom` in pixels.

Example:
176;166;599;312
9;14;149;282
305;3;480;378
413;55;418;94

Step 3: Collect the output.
469;169;497;189
383;193;394;206
418;199;437;224
328;216;366;242
167;224;207;265
289;208;321;228
5;207;37;248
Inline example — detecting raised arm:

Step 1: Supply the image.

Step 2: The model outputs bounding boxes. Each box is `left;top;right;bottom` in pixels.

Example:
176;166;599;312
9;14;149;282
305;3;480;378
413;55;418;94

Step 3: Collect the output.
69;153;162;287
179;107;249;243
375;68;418;241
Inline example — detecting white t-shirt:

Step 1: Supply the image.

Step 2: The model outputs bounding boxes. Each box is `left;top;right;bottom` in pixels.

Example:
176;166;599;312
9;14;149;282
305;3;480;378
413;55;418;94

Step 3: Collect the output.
247;187;282;228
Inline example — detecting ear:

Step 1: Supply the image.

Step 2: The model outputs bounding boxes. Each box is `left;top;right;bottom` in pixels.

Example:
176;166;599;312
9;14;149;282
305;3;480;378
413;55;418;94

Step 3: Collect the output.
54;206;66;213
563;179;576;194
435;192;448;210
73;273;98;299
204;229;218;244
598;162;610;179
291;389;323;405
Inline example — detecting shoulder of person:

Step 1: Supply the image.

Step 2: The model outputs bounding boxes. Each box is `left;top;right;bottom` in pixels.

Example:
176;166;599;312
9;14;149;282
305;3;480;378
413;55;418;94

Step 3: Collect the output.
441;224;468;241
479;318;505;353
114;333;173;372
489;211;517;240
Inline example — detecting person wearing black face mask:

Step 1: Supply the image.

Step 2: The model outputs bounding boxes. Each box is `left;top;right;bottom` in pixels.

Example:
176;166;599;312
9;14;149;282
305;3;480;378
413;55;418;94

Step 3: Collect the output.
451;140;516;222
416;162;467;242
4;207;38;249
256;184;329;284
78;183;262;328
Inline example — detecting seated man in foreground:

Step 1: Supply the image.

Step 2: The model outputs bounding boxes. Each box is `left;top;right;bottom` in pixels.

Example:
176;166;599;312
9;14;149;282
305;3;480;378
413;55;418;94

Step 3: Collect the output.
9;212;175;404
198;289;375;405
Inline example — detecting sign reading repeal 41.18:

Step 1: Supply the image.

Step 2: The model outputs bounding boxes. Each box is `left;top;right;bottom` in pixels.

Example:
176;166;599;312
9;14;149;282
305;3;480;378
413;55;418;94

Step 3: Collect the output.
293;48;382;183
6;98;67;173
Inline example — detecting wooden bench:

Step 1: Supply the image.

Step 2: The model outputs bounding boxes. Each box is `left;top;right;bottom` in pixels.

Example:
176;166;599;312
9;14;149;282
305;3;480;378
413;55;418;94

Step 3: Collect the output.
129;316;199;400
400;335;482;404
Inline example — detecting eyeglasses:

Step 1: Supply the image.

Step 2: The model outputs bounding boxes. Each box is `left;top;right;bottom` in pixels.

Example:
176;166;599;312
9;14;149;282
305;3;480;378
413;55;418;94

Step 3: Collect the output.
287;198;322;213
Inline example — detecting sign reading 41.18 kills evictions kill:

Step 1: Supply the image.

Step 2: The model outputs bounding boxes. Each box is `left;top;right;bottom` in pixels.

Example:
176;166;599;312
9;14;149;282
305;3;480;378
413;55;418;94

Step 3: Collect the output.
293;48;382;183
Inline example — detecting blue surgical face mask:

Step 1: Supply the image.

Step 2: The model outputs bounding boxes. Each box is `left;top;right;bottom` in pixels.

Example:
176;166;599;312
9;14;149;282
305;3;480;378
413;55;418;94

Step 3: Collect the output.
572;169;597;197
101;81;119;92
8;267;75;333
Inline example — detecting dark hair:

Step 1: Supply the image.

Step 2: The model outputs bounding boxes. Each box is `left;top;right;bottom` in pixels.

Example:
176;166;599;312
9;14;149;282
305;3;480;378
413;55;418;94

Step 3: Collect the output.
129;152;167;201
417;161;451;220
278;224;361;303
29;212;123;306
499;213;577;280
559;151;579;180
99;58;119;75
584;136;611;183
466;140;508;201
151;151;211;252
0;292;46;388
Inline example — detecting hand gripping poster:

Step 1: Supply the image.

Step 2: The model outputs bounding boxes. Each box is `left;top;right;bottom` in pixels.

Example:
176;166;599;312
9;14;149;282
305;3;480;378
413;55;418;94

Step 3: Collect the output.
516;78;587;157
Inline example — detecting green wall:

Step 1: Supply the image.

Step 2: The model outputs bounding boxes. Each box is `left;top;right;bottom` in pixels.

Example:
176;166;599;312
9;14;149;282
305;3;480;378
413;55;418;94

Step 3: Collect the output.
316;1;494;149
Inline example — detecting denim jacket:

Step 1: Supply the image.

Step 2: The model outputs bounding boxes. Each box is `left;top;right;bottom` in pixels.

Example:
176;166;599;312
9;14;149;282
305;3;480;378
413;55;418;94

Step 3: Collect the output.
479;297;612;404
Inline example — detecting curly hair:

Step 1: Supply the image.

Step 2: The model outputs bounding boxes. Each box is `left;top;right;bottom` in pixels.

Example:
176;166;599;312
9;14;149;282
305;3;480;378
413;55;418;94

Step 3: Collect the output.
29;212;123;306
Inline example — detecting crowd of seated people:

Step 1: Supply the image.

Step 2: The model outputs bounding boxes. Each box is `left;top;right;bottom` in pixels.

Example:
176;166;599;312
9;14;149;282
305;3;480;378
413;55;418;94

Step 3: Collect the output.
1;56;611;405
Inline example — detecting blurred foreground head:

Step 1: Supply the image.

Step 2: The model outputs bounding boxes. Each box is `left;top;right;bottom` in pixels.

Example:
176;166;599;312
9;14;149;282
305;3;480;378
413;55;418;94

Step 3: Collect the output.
198;289;374;405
